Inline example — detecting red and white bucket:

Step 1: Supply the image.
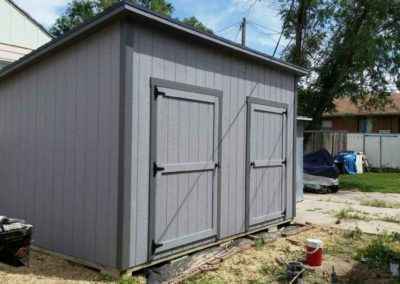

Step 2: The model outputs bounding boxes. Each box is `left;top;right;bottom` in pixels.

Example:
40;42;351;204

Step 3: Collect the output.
305;239;323;267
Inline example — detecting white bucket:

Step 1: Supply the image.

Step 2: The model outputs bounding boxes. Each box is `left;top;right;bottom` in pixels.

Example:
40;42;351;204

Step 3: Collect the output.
307;239;323;249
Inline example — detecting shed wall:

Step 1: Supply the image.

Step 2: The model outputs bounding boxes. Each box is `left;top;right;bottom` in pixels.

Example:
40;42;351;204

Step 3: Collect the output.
0;23;121;267
126;22;295;267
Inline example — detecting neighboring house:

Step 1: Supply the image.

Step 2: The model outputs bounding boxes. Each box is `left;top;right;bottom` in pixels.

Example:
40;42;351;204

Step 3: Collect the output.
0;0;52;69
322;91;400;133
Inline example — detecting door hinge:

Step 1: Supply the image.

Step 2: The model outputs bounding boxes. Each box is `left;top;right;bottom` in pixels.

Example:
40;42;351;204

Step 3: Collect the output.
250;161;255;167
151;240;163;253
154;87;165;99
215;162;220;169
153;162;165;177
282;159;287;165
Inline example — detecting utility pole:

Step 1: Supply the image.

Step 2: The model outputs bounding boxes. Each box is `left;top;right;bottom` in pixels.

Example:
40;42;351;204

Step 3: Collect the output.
240;17;247;47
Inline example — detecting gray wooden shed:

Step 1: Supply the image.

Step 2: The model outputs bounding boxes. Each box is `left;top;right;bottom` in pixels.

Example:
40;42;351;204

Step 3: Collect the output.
0;1;307;271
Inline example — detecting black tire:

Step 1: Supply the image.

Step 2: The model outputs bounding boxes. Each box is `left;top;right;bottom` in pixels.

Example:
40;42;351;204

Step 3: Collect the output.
329;186;339;193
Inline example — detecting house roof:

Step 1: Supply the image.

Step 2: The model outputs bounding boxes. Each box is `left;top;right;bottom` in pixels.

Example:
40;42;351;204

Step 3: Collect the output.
6;0;53;39
324;91;400;118
0;1;308;81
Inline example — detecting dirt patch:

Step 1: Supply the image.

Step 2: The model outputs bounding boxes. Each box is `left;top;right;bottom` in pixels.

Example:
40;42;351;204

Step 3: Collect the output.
184;227;396;283
0;225;398;283
0;250;112;284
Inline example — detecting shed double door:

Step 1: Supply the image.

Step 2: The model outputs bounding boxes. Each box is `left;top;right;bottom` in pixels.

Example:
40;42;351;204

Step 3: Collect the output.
246;98;288;229
149;79;221;258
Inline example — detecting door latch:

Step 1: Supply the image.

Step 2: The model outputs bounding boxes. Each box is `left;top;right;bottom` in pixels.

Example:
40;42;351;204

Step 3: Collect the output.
250;161;255;167
153;162;165;177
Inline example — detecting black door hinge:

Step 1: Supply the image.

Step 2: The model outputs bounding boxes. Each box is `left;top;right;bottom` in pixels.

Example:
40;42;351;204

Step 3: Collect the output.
215;162;220;169
154;87;166;99
151;240;163;253
282;159;287;165
153;162;165;177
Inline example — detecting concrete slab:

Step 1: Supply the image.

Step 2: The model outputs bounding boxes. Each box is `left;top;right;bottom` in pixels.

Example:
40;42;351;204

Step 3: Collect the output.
296;190;400;234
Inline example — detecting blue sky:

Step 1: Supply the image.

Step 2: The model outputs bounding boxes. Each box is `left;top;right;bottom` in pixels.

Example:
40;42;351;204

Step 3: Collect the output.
14;0;287;56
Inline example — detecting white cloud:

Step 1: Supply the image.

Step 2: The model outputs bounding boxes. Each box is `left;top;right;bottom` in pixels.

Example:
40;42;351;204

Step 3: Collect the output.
13;0;69;28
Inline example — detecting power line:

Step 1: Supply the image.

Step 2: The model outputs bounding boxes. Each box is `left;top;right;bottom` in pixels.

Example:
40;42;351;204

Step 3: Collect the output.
248;20;280;34
234;26;242;43
216;21;241;34
245;0;259;18
248;21;281;36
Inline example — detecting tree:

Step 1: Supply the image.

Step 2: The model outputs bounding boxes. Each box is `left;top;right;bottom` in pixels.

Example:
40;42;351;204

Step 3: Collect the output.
50;0;212;37
134;0;174;16
278;0;400;128
50;0;98;37
181;16;213;34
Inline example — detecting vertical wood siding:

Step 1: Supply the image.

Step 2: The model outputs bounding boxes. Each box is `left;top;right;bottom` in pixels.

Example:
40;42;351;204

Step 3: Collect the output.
0;23;120;267
127;23;295;267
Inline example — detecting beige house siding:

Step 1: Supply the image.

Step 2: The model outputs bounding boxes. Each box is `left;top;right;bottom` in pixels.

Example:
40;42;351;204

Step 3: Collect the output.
0;0;51;64
0;42;32;63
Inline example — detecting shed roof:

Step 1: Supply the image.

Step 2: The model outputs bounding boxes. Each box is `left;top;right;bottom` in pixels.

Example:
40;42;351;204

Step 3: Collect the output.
0;1;308;81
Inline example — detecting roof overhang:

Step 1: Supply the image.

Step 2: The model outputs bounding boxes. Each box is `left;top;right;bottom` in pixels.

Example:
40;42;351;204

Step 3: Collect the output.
0;1;308;81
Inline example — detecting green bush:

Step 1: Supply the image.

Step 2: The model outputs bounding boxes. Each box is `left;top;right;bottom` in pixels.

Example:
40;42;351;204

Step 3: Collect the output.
354;233;400;269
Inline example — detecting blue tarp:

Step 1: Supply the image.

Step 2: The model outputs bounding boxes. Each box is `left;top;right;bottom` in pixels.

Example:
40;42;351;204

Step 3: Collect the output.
335;151;357;175
303;149;340;179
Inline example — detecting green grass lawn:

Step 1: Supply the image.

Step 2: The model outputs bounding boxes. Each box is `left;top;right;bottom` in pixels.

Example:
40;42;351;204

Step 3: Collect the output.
340;172;400;193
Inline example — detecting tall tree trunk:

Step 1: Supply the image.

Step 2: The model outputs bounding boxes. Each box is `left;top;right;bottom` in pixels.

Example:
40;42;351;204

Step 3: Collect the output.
293;0;309;66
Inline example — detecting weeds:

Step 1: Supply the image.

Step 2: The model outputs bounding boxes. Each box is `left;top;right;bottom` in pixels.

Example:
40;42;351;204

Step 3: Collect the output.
118;278;142;284
258;263;287;282
306;208;323;212
380;215;400;224
254;238;265;250
343;227;363;239
354;233;400;269
185;279;225;284
361;199;400;209
335;208;370;221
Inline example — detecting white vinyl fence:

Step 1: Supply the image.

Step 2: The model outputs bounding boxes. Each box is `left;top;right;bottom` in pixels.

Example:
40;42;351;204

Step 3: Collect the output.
306;131;400;169
348;133;400;169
